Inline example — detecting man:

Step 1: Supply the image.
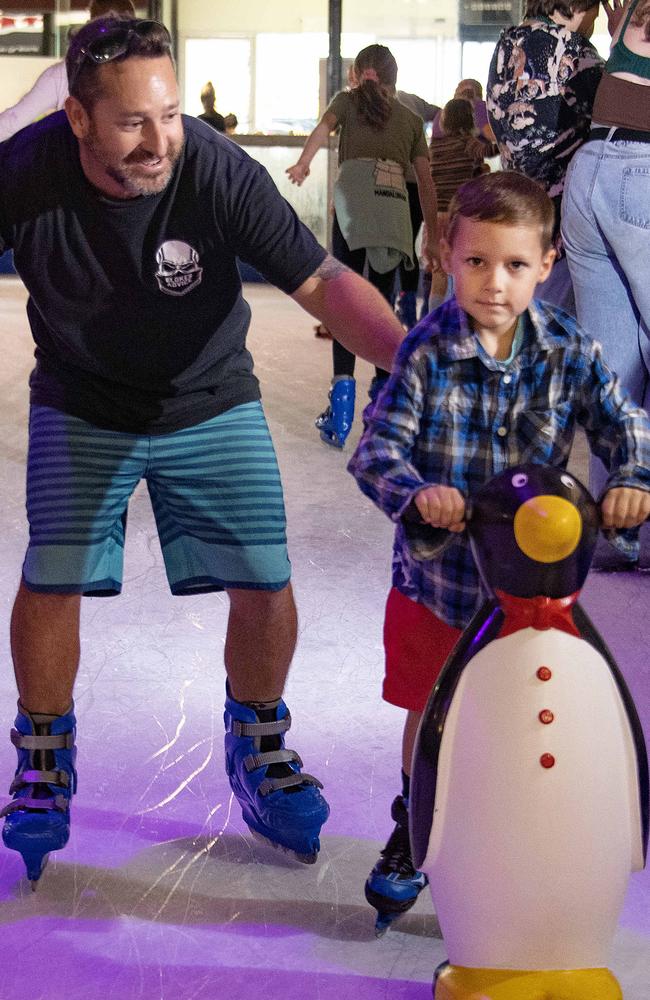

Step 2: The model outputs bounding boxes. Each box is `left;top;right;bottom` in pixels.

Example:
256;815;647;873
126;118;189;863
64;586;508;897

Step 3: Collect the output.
0;16;405;885
0;0;136;143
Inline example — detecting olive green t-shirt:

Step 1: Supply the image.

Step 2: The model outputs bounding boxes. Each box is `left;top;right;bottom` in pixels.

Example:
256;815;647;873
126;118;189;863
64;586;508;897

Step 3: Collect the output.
326;90;428;170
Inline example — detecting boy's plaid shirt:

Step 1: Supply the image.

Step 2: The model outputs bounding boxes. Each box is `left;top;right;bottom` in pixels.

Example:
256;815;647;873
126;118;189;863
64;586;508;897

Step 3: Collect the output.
348;297;650;629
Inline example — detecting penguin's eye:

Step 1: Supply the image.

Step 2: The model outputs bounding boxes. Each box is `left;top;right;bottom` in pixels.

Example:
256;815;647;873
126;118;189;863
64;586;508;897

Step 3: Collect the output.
512;473;528;488
561;475;575;489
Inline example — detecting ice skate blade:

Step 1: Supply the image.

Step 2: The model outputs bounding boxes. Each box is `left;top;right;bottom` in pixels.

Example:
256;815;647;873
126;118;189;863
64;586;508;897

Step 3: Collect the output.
248;826;319;865
3;828;53;885
374;912;400;937
24;850;49;887
318;429;344;449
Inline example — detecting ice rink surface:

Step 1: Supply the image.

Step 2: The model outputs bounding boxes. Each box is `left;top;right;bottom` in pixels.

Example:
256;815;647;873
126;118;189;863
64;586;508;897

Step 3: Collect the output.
0;279;648;999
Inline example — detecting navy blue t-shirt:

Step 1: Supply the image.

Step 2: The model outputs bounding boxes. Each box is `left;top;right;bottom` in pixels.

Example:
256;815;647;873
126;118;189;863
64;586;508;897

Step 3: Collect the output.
0;113;326;432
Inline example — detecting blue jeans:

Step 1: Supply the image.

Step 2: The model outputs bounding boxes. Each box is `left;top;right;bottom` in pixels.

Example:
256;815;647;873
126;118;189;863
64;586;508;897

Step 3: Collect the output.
562;136;650;501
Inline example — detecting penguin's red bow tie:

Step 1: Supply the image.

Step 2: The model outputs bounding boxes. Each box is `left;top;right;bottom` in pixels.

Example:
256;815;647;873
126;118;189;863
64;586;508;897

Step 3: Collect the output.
495;589;580;638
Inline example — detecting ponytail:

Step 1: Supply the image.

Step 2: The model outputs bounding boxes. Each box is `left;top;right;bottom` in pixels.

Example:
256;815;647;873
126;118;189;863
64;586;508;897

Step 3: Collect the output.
354;79;393;130
351;44;398;131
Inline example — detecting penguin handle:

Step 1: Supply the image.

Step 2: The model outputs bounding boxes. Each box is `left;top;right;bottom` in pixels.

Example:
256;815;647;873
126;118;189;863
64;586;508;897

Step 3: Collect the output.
401;498;473;525
401;496;471;561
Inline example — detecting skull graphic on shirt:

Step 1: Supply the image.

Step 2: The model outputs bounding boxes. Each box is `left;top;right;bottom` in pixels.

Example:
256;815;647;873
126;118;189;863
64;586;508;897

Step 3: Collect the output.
155;240;203;296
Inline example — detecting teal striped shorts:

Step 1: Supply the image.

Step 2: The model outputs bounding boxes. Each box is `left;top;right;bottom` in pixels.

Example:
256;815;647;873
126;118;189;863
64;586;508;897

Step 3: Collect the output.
23;403;291;595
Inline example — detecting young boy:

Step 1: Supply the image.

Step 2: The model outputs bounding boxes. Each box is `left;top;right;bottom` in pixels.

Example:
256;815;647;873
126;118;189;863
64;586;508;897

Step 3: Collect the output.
348;170;650;930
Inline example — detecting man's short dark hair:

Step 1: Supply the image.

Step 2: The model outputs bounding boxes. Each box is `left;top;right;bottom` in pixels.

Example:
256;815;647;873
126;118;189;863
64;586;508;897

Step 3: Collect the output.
446;172;555;252
66;15;172;109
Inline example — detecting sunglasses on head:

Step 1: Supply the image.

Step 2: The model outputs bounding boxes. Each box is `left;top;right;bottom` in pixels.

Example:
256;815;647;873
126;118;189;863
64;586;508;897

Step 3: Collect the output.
68;19;171;92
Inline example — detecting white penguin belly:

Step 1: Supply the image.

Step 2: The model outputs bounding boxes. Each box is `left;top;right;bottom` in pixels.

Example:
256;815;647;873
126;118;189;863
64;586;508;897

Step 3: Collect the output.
421;628;643;970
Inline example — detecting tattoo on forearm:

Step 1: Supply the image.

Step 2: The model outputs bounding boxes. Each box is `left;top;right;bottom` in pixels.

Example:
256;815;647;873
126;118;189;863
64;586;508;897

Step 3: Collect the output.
313;255;350;281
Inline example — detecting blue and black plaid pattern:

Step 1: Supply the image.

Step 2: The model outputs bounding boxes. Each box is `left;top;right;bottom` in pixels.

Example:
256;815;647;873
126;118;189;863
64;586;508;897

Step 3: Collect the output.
349;297;650;628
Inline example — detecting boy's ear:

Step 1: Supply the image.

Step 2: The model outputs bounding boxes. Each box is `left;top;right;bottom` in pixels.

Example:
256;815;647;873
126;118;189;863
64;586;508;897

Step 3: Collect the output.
538;246;556;284
439;238;453;274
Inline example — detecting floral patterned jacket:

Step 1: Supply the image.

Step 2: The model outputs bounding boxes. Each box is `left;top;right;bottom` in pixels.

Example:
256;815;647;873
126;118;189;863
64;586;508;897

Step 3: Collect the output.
486;18;604;203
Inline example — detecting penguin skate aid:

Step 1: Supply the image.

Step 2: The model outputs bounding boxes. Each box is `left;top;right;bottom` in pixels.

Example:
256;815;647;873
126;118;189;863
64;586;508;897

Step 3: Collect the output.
364;477;650;942
409;465;649;1000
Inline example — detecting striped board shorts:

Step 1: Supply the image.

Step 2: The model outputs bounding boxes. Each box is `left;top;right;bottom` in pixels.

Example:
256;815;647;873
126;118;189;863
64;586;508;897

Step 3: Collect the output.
22;402;291;596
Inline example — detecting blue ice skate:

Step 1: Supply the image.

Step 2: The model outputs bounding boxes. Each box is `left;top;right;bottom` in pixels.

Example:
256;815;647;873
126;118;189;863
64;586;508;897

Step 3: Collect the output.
315;376;355;448
224;687;330;863
365;795;428;936
1;704;77;888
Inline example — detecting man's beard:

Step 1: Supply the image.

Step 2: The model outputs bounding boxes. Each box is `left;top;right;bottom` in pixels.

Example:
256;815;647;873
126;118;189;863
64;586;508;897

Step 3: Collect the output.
85;128;184;197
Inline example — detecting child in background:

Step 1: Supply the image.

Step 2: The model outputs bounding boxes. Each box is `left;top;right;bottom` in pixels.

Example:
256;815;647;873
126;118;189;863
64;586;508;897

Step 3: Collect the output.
427;98;495;312
429;98;493;208
431;78;496;145
348;171;650;933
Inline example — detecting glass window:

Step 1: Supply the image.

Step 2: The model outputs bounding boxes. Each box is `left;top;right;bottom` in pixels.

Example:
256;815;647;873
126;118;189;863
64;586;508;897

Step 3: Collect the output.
184;37;252;132
255;32;329;133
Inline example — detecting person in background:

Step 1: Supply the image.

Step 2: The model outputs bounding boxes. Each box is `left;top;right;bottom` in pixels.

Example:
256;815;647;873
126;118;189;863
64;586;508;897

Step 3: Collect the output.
395;90;442;330
286;44;438;449
348;170;650;939
0;0;136;143
396;89;440;132
198;81;226;133
562;0;650;570
427;98;496;311
486;0;610;314
0;15;407;886
432;78;496;145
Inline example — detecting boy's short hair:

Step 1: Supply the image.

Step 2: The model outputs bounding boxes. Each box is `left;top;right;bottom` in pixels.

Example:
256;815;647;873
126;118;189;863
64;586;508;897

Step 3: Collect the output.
446;172;555;252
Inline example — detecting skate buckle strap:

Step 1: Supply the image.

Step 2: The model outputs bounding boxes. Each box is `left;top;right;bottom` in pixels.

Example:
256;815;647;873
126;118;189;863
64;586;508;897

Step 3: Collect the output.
0;793;68;816
10;729;75;751
10;769;70;794
258;772;324;796
244;749;303;772
230;714;291;739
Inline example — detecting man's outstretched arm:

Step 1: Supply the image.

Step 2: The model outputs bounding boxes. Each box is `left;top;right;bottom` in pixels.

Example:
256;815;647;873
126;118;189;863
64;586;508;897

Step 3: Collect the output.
291;255;405;374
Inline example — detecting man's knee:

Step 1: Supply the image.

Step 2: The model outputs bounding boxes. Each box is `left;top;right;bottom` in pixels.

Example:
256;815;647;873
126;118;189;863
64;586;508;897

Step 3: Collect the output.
227;582;294;617
14;579;82;615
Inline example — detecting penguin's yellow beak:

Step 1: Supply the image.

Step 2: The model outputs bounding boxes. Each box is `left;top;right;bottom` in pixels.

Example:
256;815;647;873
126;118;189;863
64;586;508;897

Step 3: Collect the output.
513;495;582;563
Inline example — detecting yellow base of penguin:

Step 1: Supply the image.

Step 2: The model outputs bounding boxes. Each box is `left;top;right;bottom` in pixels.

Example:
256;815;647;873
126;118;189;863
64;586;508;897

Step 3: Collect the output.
434;965;622;1000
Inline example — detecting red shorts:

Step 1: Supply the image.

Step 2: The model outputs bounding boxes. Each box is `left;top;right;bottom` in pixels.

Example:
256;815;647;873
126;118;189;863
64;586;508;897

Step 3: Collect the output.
383;587;462;712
